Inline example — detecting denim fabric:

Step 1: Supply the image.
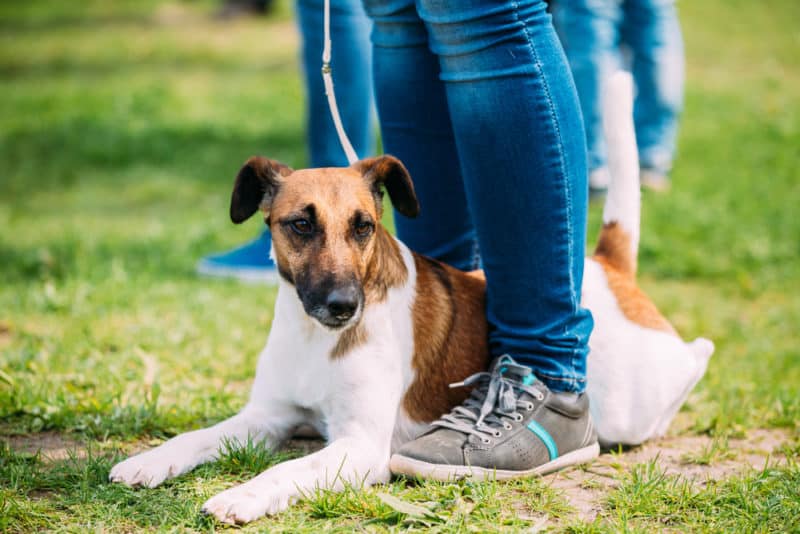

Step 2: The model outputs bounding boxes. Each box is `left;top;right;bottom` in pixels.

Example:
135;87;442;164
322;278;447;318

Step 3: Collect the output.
297;0;376;166
553;0;684;174
363;0;594;392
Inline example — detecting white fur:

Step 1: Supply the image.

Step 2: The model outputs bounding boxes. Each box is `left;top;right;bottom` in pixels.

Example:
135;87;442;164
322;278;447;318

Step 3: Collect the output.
601;71;641;257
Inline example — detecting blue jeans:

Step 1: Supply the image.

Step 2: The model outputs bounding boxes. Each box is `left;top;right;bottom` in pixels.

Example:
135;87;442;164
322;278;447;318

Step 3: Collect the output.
363;0;593;392
553;0;684;174
297;0;375;166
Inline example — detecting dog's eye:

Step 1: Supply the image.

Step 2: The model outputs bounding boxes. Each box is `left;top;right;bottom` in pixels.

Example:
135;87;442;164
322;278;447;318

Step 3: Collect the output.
289;219;313;235
354;221;373;238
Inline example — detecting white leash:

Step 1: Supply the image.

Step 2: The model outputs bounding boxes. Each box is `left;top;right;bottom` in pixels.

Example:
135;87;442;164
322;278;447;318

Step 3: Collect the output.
322;0;359;165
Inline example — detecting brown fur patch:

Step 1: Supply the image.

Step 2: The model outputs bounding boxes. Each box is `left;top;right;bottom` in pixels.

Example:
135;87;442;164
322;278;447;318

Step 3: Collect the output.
363;226;408;304
594;222;676;334
403;254;490;422
593;255;677;335
330;324;368;359
351;155;420;218
594;221;637;276
466;269;485;280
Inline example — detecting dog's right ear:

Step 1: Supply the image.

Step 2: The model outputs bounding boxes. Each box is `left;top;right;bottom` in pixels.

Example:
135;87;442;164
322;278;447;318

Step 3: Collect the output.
353;155;420;218
230;156;292;224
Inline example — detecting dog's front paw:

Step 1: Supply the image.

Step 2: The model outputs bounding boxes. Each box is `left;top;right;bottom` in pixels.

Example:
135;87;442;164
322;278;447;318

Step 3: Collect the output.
109;447;192;488
202;483;293;524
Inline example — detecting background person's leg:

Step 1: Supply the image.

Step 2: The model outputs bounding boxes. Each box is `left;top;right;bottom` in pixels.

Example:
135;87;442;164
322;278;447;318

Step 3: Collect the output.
552;0;622;191
418;0;593;392
622;0;684;181
365;0;479;271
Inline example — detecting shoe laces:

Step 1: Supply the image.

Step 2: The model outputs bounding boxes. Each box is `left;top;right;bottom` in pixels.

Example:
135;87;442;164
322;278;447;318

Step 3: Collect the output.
431;355;545;443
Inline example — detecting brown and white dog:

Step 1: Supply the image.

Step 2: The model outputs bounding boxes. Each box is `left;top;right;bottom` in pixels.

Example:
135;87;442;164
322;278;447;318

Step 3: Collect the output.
110;72;712;524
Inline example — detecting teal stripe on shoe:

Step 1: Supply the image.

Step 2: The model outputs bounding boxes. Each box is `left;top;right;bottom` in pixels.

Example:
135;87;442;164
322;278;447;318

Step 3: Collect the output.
522;374;536;386
526;420;558;461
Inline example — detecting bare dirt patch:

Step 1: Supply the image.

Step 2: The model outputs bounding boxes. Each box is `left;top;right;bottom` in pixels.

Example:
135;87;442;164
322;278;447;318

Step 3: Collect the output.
3;432;156;462
546;428;794;522
4;431;88;461
3;428;328;464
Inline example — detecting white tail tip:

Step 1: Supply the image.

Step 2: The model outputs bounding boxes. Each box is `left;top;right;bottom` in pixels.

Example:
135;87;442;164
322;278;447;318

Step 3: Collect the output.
689;338;715;362
601;70;640;257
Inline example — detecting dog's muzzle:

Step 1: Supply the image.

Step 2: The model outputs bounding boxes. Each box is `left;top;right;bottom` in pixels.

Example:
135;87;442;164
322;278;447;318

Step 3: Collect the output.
302;283;364;329
325;286;360;323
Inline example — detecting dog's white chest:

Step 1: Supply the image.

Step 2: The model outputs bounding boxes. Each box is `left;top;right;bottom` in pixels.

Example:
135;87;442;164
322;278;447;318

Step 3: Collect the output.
249;243;421;441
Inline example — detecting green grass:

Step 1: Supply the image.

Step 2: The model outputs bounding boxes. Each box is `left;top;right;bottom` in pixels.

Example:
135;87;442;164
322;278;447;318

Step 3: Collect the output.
680;435;736;466
1;0;799;531
599;459;800;532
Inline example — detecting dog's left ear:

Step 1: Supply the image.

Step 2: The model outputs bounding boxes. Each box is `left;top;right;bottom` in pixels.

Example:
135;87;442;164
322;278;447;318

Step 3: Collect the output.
230;156;293;224
353;155;420;218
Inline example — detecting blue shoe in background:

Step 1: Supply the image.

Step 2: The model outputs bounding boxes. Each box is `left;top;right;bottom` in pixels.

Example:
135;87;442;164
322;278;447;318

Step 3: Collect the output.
196;230;278;284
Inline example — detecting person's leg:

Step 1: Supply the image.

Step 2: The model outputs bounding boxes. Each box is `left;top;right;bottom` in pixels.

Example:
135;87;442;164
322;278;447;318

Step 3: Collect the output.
365;0;597;477
297;0;376;167
552;0;623;191
418;0;593;392
366;0;479;271
199;0;375;281
622;0;684;183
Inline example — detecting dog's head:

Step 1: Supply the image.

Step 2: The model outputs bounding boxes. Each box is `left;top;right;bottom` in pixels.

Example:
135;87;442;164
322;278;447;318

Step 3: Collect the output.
229;155;419;330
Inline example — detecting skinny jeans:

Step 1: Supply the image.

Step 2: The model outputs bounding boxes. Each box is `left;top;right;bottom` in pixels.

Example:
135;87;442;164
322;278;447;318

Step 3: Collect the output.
363;0;594;392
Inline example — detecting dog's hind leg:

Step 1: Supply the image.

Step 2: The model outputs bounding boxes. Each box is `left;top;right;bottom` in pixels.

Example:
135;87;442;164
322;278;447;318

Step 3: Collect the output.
109;402;302;488
650;338;714;437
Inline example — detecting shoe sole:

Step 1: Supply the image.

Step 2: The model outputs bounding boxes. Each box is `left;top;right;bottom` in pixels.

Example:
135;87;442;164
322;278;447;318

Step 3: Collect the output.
389;442;600;482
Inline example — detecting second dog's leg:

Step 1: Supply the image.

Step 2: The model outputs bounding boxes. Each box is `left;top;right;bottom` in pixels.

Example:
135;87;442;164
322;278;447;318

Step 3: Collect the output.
109;402;300;488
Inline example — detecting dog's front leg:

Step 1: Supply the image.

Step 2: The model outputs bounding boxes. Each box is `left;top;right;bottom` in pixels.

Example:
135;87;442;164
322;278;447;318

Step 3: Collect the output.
201;431;390;524
109;402;301;488
202;349;402;524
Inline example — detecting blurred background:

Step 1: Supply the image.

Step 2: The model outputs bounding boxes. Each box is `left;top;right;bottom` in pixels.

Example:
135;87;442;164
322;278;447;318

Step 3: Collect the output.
0;0;798;459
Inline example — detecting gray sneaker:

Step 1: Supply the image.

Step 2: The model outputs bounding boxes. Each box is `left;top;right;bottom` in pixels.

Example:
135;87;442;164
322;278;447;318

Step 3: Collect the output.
390;355;599;481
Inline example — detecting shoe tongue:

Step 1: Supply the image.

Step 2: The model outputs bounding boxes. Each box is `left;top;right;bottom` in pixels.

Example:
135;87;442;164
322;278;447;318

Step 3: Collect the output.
497;384;517;413
492;356;537;385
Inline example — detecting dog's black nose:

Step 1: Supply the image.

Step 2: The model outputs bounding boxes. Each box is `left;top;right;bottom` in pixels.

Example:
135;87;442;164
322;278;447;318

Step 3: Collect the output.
326;287;360;319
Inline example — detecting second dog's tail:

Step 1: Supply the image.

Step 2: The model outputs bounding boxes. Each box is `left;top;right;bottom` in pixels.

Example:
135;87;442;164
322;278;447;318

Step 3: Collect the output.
594;71;641;277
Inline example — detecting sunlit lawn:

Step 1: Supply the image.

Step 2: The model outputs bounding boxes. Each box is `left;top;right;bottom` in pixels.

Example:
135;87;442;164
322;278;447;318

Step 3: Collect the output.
1;0;798;531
